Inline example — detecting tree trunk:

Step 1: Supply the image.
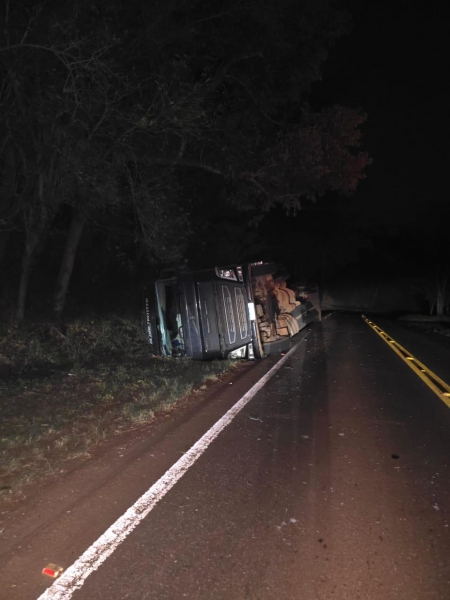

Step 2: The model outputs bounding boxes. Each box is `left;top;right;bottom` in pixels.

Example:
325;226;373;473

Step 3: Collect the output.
53;210;86;320
436;274;447;317
15;231;40;323
15;174;52;322
0;230;10;266
436;292;444;317
0;147;17;265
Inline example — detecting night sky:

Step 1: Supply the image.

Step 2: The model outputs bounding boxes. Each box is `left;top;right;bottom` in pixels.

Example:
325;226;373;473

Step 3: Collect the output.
313;0;450;236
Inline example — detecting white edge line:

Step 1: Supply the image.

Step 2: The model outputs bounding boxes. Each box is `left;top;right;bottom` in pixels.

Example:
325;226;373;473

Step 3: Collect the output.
38;341;300;600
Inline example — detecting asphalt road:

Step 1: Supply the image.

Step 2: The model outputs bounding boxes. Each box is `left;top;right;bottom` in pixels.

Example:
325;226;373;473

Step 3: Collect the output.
2;314;450;599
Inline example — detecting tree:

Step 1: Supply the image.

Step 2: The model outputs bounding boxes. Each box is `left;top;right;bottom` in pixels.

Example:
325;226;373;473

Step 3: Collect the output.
0;0;210;319
242;106;371;213
0;0;371;320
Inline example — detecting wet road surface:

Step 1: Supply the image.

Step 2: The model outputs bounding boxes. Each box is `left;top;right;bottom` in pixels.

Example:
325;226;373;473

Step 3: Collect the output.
2;314;450;599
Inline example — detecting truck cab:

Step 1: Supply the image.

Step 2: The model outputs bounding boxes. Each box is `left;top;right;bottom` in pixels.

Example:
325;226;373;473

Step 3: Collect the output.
144;262;320;360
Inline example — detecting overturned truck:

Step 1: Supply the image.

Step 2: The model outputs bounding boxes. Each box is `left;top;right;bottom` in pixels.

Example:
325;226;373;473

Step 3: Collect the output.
145;262;320;360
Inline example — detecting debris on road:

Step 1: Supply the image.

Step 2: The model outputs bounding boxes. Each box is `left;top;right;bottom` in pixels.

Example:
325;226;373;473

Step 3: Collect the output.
42;563;64;578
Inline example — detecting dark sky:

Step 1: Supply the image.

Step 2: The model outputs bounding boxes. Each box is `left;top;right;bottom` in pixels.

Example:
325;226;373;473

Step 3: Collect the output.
311;0;450;238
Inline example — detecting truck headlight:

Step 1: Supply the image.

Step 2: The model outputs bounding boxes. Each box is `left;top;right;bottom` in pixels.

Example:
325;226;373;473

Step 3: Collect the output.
228;346;247;359
215;267;237;281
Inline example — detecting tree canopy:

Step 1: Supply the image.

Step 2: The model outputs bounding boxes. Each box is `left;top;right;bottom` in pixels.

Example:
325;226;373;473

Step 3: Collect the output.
0;0;371;319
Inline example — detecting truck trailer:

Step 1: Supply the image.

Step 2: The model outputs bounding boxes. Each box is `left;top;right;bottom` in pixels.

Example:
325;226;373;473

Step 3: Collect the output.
144;262;320;360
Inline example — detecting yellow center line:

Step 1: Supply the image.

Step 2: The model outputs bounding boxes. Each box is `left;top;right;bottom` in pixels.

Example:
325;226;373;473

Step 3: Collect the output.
362;315;450;409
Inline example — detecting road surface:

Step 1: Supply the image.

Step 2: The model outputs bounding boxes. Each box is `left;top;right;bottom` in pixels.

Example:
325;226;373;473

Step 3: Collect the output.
1;314;449;599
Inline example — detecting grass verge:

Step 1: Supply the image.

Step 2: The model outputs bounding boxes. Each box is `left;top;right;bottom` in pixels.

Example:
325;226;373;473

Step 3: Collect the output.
0;316;238;501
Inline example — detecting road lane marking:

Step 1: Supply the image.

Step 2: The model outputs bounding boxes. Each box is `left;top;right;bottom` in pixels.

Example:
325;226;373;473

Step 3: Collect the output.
37;342;301;600
362;315;450;408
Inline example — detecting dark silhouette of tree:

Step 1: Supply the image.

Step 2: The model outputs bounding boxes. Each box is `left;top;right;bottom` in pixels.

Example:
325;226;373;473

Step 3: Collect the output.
241;105;370;212
0;0;371;320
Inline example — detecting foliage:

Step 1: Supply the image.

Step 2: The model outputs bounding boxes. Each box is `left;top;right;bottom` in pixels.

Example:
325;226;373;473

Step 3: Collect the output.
243;106;371;212
0;315;148;373
0;0;370;319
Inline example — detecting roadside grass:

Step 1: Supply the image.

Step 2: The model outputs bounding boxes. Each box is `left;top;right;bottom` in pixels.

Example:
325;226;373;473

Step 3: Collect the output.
0;315;148;374
0;316;238;501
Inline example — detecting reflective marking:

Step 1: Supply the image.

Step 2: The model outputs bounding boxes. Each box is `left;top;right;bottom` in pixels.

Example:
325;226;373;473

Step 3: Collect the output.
37;342;301;599
362;315;450;408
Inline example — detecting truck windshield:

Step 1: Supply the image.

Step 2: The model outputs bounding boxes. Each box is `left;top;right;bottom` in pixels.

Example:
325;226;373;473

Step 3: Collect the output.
155;281;184;356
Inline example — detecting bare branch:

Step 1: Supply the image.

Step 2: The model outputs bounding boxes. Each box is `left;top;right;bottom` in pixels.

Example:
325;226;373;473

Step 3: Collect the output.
190;9;237;27
20;4;44;45
147;157;224;175
245;174;269;197
0;43;73;74
178;138;187;158
225;75;281;125
211;51;263;90
4;0;10;46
